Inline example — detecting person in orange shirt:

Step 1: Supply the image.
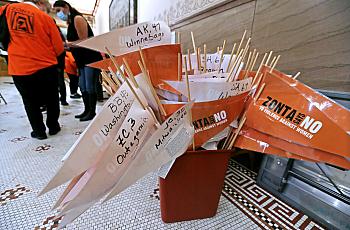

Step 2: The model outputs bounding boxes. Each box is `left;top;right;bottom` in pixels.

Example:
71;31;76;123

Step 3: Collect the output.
2;0;64;140
64;51;81;99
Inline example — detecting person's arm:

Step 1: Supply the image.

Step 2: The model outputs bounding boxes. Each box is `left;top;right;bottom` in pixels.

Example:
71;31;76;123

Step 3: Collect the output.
48;18;64;57
66;15;88;48
74;15;88;40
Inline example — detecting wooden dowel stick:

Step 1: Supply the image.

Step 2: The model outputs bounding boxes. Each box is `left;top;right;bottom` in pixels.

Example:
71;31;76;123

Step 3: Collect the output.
102;81;113;95
269;56;276;68
293;72;301;80
265;51;273;68
227;49;244;82
197;47;202;73
245;52;252;71
187;49;192;71
241;37;251;61
178;53;182;101
122;58;139;88
243;51;253;79
177;53;182;82
269;55;281;73
102;69;119;89
227;116;246;150
137;60;167;116
252;52;268;85
254;82;266;101
190;31;196;54
177;31;181;44
217;39;226;73
138;47;148;73
107;67;122;87
236;30;247;56
249;52;259;72
226;43;237;72
203;44;207;73
101;70;118;92
184;56;195;151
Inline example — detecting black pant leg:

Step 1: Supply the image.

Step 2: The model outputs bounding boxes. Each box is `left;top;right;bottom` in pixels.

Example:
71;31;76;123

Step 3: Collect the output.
57;68;67;102
68;73;79;94
40;66;60;130
12;75;46;134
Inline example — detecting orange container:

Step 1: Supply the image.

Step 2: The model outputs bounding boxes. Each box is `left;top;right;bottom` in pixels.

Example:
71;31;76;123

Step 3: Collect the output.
159;149;231;223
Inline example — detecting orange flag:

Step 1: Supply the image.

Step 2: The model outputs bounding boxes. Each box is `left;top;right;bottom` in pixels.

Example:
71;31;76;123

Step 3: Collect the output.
236;126;350;169
162;92;249;148
89;44;181;88
235;127;317;163
245;71;350;158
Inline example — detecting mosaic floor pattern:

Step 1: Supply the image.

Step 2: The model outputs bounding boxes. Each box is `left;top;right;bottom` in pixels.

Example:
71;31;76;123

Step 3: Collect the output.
0;77;324;229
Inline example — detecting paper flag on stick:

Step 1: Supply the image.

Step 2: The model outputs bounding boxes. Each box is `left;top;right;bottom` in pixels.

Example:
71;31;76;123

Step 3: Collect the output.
76;21;171;56
39;82;135;196
262;66;350;132
89;44;181;89
103;102;194;202
162;92;249;147
237;126;350;169
59;101;156;214
165;77;252;102
235;126;318;162
245;71;350;159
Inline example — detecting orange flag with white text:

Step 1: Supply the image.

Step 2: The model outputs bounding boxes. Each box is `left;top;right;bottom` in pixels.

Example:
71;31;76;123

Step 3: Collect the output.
245;71;350;159
162;92;249;148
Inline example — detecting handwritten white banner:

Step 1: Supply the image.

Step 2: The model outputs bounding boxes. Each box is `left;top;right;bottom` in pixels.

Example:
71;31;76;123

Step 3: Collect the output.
58;101;156;214
103;102;194;202
40;82;135;196
165;77;252;102
77;21;171;56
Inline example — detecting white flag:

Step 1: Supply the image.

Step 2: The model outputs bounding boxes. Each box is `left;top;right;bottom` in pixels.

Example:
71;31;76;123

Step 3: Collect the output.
76;21;171;56
165;77;252;102
40;82;135;196
103;102;194;202
58;101;156;214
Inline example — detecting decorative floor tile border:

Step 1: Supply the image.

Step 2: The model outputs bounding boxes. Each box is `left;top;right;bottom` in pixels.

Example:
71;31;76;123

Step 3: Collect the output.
34;215;63;230
222;160;325;230
0;184;30;206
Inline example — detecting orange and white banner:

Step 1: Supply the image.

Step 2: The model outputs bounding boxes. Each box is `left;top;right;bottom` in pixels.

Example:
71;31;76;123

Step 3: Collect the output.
235;126;350;169
77;21;171;56
245;71;350;159
162;92;249;147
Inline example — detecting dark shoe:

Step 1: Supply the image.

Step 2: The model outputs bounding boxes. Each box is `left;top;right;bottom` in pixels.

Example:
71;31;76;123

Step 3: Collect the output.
40;106;47;112
49;126;61;135
79;111;96;121
75;92;89;119
31;131;47;140
70;93;81;99
80;93;97;122
61;101;69;106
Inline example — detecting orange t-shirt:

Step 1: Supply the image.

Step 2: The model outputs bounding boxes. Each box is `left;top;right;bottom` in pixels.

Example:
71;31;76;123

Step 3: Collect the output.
2;3;64;75
64;51;78;76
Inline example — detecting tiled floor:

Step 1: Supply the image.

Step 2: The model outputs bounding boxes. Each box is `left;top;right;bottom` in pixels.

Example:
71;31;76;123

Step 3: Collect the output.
0;77;324;229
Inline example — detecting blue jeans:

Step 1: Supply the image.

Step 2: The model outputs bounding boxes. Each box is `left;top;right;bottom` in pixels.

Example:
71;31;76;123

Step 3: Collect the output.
78;66;99;94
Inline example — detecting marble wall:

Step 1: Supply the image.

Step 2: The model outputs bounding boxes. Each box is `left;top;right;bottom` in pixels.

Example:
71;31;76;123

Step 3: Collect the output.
172;0;350;92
